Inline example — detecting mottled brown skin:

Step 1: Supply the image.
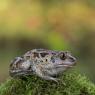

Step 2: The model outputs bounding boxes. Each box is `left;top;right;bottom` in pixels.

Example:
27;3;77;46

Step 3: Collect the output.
9;49;76;82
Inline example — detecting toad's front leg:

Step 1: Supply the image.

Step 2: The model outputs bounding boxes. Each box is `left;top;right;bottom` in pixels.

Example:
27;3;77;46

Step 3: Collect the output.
34;65;59;82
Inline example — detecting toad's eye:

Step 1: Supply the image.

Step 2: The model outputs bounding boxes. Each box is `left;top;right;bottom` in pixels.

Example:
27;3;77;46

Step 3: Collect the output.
60;53;66;60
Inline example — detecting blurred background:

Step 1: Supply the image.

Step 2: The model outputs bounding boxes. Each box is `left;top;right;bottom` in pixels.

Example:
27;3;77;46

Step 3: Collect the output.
0;0;95;83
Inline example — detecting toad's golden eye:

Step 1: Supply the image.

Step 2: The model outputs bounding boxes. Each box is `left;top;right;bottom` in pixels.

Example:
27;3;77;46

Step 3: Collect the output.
60;53;66;60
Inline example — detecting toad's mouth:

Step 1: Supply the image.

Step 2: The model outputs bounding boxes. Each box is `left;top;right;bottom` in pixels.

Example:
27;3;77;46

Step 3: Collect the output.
56;63;75;68
64;61;76;66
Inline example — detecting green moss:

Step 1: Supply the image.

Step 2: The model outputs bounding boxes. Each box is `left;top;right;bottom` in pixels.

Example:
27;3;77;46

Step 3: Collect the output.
0;71;95;95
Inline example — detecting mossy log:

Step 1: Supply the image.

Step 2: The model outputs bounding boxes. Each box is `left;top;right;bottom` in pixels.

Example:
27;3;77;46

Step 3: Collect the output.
0;71;95;95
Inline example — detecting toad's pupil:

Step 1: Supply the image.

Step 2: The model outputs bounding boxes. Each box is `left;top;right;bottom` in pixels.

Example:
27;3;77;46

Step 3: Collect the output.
60;53;66;60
